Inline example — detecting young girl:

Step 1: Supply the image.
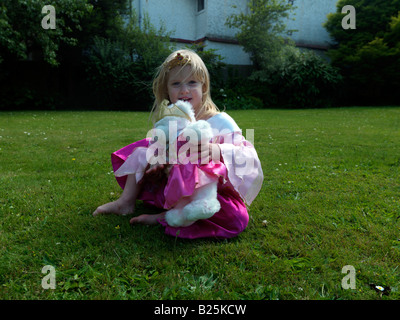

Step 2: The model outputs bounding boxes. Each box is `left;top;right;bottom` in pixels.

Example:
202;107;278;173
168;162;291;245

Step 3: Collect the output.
93;49;263;239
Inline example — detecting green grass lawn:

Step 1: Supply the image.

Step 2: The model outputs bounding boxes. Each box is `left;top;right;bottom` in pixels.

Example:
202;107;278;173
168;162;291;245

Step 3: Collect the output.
1;107;399;300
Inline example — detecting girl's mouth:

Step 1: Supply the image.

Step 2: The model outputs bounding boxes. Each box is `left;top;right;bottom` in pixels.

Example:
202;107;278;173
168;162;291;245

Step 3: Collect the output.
180;98;191;102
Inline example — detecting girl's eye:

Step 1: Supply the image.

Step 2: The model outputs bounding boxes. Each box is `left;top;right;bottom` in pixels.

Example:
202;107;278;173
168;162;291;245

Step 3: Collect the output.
170;80;200;87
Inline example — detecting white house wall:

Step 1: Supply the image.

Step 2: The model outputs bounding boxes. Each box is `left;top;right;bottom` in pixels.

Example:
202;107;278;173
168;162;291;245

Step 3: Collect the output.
133;0;197;40
205;40;252;65
131;0;338;65
206;0;247;40
285;0;338;49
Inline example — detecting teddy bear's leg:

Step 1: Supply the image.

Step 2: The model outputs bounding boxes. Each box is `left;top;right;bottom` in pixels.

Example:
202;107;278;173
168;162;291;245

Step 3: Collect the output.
165;198;195;227
182;181;221;222
165;208;185;227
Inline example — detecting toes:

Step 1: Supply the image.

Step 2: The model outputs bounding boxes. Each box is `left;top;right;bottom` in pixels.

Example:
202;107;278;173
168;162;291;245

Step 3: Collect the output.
130;214;163;225
129;216;140;224
92;207;104;217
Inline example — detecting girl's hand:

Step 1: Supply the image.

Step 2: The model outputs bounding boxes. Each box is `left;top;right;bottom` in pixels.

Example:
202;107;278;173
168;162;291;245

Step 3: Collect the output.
193;142;221;164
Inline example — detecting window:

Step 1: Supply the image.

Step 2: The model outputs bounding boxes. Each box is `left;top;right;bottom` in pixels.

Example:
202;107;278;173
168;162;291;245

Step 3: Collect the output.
197;0;205;12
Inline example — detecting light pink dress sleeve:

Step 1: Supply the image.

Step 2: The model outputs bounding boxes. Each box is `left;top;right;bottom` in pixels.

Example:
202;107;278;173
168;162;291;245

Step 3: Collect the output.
207;112;263;205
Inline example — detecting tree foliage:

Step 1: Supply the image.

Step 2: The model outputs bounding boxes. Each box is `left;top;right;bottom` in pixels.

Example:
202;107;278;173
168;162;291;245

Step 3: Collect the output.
0;1;174;110
324;0;400;104
269;47;343;108
78;0;130;47
0;0;93;65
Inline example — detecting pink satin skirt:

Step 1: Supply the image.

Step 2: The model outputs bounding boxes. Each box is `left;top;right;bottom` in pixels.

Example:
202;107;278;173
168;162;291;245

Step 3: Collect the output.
111;139;249;239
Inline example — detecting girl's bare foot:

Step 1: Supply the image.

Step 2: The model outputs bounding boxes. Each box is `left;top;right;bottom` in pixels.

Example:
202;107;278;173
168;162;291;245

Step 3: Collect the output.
130;212;166;225
93;199;135;217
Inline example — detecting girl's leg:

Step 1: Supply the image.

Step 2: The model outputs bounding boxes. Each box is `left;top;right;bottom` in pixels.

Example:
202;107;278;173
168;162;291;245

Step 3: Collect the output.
93;174;140;216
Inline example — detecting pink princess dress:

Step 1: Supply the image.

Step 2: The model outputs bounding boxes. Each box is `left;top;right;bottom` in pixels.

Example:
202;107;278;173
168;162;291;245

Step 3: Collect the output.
112;112;263;239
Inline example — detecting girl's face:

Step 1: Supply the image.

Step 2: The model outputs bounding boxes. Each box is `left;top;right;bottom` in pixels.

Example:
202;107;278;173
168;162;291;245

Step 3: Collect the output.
167;65;203;113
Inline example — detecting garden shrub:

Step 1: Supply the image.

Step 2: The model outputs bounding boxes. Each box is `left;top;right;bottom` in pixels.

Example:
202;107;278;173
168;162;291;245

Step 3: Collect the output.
324;0;400;105
213;85;264;110
83;12;171;110
84;36;139;109
250;46;343;108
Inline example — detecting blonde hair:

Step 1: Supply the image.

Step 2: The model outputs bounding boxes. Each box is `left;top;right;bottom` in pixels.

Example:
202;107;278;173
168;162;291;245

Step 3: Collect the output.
151;49;219;123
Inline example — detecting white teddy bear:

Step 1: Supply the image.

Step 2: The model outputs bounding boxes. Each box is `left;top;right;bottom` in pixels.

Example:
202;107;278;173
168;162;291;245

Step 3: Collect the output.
152;100;221;227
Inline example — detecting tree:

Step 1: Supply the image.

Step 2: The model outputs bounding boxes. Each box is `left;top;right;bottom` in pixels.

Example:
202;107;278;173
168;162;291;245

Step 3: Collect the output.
78;0;130;47
225;0;295;71
324;0;400;105
0;0;93;66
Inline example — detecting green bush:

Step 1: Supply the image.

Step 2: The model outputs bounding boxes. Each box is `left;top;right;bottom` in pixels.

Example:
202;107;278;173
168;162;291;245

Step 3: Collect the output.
0;85;58;110
273;49;343;108
84;36;138;109
83;12;171;110
213;86;264;111
216;46;343;109
324;0;400;105
250;47;343;108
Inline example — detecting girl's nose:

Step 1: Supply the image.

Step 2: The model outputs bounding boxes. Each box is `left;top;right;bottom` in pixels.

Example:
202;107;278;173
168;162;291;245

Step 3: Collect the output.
179;83;190;93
